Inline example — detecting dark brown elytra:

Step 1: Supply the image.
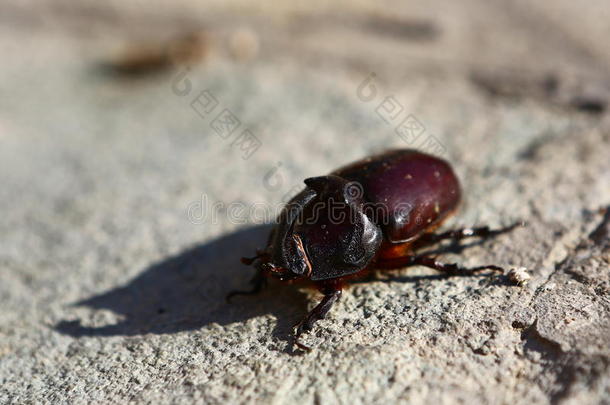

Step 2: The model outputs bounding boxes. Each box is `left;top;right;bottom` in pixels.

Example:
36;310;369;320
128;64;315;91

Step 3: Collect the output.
228;149;521;351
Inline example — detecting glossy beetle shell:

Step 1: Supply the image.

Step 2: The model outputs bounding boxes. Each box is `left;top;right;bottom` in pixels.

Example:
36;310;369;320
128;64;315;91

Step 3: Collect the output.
258;149;461;281
332;149;461;243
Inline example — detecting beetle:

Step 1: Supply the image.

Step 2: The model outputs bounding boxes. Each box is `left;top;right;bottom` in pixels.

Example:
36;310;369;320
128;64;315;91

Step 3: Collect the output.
228;149;521;351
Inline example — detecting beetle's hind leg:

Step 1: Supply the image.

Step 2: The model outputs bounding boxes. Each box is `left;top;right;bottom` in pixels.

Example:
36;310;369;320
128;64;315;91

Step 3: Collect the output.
414;221;524;248
294;283;342;352
226;268;268;303
409;255;504;275
376;253;504;275
388;222;525;277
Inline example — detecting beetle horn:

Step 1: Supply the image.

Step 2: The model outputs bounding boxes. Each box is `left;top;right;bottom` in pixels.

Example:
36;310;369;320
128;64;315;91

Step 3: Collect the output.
305;175;363;207
304;176;330;193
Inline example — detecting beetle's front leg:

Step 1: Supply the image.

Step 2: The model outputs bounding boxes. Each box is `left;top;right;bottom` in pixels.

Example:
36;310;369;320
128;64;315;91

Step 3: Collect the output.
226;268;268;303
294;283;342;352
415;222;524;248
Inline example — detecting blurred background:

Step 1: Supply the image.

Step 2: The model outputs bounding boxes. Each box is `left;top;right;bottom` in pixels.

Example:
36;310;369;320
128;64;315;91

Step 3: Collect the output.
1;1;609;404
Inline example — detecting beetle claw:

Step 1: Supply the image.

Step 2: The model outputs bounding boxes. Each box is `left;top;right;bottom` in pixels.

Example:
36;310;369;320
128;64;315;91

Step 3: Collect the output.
483;265;505;274
462;264;505;275
498;221;526;234
294;339;312;352
293;324;313;352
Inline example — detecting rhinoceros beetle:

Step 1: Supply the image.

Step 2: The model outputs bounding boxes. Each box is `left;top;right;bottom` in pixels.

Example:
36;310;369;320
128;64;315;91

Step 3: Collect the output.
229;149;521;351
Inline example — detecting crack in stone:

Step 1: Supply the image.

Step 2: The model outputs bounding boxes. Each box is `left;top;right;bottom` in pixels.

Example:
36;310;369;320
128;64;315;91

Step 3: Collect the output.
520;318;563;358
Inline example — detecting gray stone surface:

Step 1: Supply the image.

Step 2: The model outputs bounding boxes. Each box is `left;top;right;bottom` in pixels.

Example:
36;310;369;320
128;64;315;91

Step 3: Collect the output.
1;1;609;404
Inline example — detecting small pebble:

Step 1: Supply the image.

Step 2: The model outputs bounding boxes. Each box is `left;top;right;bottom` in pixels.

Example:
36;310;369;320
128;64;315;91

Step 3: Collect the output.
508;267;531;286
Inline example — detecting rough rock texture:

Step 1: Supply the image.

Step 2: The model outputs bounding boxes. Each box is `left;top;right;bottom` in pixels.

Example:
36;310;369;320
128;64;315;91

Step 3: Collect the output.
1;1;609;404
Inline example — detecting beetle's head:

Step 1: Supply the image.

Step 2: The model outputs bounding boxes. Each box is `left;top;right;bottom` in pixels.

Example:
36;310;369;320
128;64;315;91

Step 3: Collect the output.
254;175;382;281
247;187;317;281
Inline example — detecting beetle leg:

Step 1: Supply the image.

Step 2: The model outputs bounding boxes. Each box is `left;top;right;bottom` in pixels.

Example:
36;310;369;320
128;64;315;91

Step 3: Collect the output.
294;285;342;351
415;222;524;247
410;255;504;275
240;249;267;265
225;269;268;303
